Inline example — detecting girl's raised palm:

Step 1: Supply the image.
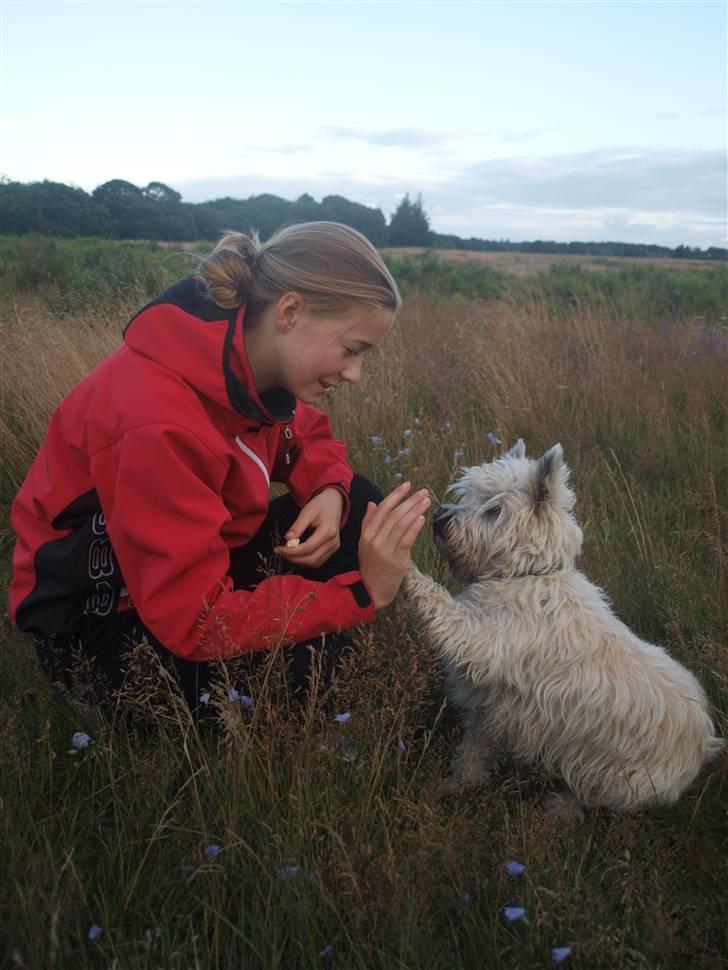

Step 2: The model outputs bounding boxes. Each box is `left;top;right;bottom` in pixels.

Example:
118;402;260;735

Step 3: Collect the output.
358;482;431;609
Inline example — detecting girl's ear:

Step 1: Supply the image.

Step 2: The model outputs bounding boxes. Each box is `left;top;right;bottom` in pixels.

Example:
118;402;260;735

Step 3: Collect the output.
276;291;305;332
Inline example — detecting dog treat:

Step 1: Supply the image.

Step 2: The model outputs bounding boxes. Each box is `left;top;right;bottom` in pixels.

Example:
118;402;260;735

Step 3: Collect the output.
286;538;300;547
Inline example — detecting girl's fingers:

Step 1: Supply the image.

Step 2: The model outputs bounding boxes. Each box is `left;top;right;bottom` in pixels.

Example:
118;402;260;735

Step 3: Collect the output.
303;534;340;562
365;488;425;531
275;533;339;561
366;482;412;522
397;512;427;552
373;491;430;546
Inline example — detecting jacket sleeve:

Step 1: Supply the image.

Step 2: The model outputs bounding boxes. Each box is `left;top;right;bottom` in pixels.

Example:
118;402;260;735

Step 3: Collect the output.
273;403;354;525
91;424;375;661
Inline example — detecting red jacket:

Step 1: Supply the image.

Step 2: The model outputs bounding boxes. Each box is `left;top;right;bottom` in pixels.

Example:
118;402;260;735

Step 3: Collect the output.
8;278;376;660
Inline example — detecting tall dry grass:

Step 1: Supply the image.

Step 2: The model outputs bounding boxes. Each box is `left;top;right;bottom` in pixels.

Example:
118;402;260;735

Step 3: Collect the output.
1;280;726;969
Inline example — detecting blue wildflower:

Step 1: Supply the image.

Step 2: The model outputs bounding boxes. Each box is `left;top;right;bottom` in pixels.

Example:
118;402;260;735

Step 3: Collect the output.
228;687;241;703
414;418;421;427
199;691;211;705
384;454;392;464
461;892;472;906
403;429;413;437
279;865;299;879
487;432;502;446
503;906;527;923
72;731;91;751
506;860;525;877
240;694;253;709
334;712;351;725
87;924;102;942
320;944;333;956
204;843;222;858
398;739;406;751
394;473;403;481
552;946;572;963
371;435;382;446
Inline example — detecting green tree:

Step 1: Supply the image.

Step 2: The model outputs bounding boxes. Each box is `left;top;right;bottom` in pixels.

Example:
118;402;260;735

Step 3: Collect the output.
0;179;112;236
388;192;432;247
142;181;182;205
320;195;388;246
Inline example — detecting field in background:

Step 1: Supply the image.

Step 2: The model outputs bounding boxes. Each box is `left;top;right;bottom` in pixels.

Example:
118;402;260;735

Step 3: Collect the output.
0;241;726;968
383;247;725;276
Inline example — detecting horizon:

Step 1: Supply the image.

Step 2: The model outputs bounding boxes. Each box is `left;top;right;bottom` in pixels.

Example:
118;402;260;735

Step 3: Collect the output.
2;0;726;248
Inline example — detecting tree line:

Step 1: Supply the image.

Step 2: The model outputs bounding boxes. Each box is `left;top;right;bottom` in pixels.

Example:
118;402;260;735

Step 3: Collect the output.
0;177;724;261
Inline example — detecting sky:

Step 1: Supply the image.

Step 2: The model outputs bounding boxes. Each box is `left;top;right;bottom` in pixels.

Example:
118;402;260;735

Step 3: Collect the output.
1;0;726;248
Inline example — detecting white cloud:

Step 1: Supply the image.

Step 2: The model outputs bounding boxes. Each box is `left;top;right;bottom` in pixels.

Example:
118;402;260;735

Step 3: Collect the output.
322;126;453;148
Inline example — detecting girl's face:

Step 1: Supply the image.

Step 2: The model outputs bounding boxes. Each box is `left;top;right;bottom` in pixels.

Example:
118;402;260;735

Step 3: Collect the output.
273;299;394;405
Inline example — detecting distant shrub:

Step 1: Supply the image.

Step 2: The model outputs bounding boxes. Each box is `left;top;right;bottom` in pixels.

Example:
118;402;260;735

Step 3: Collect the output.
1;238;725;323
0;236;193;311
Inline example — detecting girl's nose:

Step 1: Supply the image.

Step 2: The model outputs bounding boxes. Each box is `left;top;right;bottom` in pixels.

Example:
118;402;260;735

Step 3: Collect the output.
341;358;363;383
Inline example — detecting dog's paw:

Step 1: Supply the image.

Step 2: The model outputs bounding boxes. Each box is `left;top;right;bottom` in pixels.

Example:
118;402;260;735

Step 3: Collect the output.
543;791;585;823
439;768;492;797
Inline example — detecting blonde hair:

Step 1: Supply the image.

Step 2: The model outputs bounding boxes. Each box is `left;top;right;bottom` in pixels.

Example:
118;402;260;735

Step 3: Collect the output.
196;221;402;317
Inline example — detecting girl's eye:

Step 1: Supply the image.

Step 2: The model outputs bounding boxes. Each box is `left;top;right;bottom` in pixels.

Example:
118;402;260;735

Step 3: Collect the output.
485;505;501;519
343;347;360;358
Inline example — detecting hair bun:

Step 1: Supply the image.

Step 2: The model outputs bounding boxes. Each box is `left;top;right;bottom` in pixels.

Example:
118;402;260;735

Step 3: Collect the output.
196;231;262;309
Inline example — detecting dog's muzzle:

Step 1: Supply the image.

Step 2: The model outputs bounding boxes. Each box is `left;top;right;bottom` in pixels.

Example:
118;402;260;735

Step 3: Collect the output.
432;505;454;540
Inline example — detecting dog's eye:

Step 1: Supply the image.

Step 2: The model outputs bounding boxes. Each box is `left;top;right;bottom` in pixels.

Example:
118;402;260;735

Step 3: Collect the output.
484;505;501;519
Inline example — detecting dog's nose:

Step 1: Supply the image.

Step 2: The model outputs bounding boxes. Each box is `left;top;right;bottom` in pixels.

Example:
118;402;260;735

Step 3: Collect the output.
432;506;454;538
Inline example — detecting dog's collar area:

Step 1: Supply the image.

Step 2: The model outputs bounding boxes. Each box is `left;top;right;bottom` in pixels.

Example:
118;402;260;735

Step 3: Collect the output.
494;565;567;579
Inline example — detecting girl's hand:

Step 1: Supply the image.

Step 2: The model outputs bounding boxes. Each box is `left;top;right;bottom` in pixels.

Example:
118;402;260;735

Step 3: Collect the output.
357;482;431;610
273;488;343;568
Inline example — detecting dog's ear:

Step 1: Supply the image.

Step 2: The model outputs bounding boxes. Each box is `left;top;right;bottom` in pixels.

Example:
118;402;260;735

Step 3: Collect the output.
534;443;564;506
505;439;526;460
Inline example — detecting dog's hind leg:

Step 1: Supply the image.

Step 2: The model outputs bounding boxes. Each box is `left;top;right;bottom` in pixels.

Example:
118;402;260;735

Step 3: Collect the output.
543;790;585;823
442;669;503;794
444;714;503;794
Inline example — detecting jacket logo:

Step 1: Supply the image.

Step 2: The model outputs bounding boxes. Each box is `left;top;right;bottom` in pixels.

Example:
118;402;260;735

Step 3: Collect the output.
85;513;117;617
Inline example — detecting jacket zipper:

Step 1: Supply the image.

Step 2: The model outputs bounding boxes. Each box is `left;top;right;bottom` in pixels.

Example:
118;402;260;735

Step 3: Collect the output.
284;424;293;465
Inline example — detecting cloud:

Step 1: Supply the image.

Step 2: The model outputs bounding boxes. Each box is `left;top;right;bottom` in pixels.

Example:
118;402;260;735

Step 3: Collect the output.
265;144;313;154
322;126;451;148
501;128;562;143
453;148;725;215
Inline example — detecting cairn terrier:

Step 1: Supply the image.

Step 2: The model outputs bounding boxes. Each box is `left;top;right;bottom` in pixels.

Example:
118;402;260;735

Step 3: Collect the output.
403;440;722;815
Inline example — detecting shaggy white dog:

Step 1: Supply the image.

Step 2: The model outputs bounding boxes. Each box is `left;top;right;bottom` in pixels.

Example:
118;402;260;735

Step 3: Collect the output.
403;440;722;814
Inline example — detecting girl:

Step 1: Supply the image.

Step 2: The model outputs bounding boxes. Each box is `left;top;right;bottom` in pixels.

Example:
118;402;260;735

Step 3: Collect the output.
8;222;430;709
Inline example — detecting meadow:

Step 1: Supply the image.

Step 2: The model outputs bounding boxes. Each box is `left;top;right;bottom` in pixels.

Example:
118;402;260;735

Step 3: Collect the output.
1;238;726;969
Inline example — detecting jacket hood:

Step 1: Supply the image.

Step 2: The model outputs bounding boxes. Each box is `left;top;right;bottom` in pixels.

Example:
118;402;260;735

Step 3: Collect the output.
123;278;296;424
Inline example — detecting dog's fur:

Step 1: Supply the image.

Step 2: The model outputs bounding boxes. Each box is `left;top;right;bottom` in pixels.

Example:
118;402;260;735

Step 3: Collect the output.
403;440;722;813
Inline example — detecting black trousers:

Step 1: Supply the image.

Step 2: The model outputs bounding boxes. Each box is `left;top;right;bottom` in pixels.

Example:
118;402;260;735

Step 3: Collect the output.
34;474;383;711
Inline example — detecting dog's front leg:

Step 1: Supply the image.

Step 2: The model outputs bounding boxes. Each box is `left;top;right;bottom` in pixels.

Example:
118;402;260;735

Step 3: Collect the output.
402;563;496;674
401;562;468;647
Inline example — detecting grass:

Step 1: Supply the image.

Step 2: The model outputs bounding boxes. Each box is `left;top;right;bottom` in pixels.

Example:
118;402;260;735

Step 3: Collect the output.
1;236;727;323
1;250;727;968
